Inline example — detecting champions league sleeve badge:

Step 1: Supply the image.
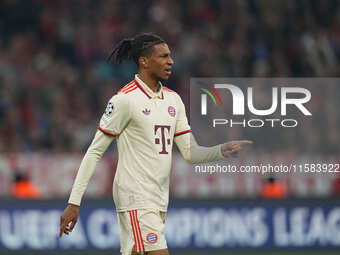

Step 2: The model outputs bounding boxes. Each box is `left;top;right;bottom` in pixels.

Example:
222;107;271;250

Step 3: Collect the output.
105;102;114;116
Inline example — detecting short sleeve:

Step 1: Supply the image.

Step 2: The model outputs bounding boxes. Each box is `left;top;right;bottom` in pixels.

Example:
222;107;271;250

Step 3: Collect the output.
174;95;191;137
98;94;131;136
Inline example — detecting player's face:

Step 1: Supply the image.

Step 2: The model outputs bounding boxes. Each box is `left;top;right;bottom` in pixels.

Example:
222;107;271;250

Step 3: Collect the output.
148;43;174;80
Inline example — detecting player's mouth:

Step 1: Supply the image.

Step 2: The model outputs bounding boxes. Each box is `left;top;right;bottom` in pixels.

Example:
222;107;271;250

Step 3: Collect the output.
164;68;172;76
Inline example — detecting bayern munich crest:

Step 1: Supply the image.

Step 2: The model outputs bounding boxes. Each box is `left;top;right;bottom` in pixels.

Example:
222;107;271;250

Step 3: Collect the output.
146;233;158;244
168;106;176;117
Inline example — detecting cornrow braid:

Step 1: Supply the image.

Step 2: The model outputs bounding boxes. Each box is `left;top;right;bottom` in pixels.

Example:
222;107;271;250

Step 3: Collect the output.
108;33;165;65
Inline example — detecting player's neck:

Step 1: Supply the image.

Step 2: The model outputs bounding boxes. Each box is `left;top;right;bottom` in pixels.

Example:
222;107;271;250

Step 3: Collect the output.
138;72;160;93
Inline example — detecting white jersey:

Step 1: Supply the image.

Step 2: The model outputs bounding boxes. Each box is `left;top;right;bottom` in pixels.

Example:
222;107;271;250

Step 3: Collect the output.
68;75;223;211
99;75;191;212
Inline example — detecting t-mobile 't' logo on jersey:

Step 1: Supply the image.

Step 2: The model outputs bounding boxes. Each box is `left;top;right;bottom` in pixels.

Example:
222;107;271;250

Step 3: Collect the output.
154;125;171;154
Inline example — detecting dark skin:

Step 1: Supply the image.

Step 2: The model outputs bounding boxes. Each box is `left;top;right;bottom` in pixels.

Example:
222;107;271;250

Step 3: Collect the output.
59;42;252;255
138;43;174;92
59;203;78;237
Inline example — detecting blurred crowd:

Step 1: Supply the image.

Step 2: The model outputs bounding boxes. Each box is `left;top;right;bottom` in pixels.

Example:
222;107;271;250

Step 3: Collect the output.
1;0;340;154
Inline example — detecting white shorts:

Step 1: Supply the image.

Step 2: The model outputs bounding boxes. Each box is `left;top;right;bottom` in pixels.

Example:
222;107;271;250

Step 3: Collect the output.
117;209;167;254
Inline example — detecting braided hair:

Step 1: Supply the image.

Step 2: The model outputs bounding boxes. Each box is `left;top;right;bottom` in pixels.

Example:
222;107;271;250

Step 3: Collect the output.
108;33;165;66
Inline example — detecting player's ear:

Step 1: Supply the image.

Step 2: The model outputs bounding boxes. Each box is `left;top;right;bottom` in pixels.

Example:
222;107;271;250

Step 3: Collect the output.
139;56;148;69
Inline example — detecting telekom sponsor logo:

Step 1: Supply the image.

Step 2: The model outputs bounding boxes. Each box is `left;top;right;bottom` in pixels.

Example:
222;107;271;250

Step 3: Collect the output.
154;125;171;154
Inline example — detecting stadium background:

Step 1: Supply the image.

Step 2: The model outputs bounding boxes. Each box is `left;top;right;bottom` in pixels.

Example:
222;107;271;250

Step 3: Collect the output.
0;0;340;254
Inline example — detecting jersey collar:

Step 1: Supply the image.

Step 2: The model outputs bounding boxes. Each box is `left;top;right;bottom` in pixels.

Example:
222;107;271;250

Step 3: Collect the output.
134;74;164;99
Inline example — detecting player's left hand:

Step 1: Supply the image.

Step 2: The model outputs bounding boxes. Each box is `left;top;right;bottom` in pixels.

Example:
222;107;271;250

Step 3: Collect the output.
221;140;253;158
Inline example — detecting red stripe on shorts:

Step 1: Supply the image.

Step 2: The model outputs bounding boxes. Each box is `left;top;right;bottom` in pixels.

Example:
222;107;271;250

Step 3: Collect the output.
133;210;145;252
129;211;140;253
132;210;144;253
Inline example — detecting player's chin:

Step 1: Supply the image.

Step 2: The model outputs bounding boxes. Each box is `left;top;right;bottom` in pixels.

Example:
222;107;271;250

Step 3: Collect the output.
161;73;171;80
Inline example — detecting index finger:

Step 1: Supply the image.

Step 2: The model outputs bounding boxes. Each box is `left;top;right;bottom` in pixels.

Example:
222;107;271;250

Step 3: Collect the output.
59;226;64;238
237;140;253;145
59;218;67;238
59;224;65;238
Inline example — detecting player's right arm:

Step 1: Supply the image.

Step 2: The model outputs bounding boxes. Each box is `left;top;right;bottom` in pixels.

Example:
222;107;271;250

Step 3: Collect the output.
59;93;131;238
59;130;114;237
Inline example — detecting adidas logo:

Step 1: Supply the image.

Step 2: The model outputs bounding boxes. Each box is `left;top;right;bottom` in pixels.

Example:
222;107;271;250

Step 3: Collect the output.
142;108;151;115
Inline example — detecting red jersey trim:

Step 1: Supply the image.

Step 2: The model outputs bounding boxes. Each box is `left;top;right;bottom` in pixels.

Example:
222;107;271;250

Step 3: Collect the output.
163;86;175;93
121;82;135;92
124;85;137;94
134;79;165;99
134;79;152;99
174;129;192;137
162;86;177;99
119;81;135;93
98;126;117;136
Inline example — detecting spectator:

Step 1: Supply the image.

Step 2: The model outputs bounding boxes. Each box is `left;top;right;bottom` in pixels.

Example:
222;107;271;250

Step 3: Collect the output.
12;172;41;199
0;0;339;155
261;177;287;198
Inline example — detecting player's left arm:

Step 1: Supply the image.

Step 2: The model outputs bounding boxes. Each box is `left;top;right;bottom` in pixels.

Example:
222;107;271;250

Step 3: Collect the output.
173;95;252;163
175;133;252;163
220;140;253;157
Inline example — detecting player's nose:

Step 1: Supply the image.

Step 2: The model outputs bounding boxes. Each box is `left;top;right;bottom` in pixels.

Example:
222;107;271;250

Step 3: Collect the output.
168;56;174;65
